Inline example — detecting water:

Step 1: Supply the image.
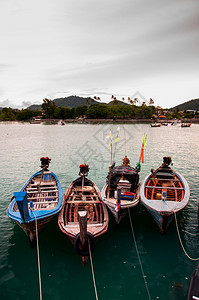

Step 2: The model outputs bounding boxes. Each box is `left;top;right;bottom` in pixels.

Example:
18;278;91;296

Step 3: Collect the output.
0;122;199;300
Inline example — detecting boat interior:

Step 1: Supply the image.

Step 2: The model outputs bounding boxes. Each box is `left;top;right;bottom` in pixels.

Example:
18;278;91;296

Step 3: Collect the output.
145;171;185;202
64;181;104;225
13;171;59;211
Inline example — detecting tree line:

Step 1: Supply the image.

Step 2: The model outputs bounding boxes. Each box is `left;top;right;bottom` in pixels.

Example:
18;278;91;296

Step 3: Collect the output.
0;98;198;121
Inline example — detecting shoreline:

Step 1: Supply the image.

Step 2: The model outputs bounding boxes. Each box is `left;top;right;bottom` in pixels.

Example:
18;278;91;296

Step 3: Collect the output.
1;118;199;124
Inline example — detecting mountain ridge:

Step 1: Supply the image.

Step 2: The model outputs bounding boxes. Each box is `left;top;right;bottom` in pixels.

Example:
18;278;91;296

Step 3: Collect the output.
170;98;199;111
26;96;199;111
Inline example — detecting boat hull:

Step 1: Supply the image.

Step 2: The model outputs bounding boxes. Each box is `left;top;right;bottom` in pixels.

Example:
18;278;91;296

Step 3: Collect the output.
187;263;199;300
141;203;175;233
16;215;54;246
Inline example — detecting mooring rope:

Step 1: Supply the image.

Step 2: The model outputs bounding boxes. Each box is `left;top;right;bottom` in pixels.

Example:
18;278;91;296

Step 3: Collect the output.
32;211;43;300
88;239;99;300
174;212;199;261
128;209;151;300
162;200;199;261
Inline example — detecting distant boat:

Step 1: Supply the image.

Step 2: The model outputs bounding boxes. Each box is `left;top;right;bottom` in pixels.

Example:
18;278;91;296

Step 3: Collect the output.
140;157;190;233
58;164;108;265
101;155;140;224
161;122;168;126
181;123;191;127
187;262;199;300
58;120;65;126
30;118;41;124
7;157;63;246
151;123;161;127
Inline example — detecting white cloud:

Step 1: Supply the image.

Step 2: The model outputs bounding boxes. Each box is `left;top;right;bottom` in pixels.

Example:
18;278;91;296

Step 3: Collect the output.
0;0;198;108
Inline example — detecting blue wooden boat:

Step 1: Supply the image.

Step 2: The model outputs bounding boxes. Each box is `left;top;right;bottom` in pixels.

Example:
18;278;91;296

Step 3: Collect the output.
140;157;190;233
7;157;63;246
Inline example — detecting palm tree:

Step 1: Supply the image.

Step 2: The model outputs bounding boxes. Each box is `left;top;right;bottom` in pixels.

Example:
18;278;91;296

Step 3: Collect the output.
133;98;138;105
93;96;101;101
149;98;154;106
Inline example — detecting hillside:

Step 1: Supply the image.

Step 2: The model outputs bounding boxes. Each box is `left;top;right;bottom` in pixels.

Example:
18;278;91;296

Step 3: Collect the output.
26;95;129;110
27;95;101;110
170;98;199;111
53;95;101;108
108;99;129;106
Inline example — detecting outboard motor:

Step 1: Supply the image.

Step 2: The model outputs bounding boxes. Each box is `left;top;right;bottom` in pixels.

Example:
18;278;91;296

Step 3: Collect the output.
162;157;172;168
40;157;51;171
79;164;89;176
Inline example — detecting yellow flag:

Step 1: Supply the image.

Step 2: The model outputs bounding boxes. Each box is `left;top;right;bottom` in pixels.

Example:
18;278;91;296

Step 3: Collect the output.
106;130;112;139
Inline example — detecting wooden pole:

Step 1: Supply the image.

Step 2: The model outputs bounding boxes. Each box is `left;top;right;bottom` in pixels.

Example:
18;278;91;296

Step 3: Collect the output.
78;211;88;266
78;211;88;245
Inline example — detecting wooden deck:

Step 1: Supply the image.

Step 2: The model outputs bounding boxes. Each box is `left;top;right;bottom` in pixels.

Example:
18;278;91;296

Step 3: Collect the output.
13;173;59;211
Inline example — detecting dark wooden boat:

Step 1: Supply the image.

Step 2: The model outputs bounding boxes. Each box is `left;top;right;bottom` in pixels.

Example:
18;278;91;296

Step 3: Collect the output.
140;157;190;233
58;164;109;265
181;123;191;127
7;157;63;246
187;263;199;300
101;156;140;224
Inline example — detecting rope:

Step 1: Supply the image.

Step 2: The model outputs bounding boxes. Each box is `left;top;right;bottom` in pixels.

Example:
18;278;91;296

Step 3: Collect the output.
32;211;43;300
88;239;99;300
174;212;199;261
163;200;199;261
128;209;151;300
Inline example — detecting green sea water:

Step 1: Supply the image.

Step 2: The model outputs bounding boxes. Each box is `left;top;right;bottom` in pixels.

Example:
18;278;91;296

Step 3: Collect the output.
0;122;199;300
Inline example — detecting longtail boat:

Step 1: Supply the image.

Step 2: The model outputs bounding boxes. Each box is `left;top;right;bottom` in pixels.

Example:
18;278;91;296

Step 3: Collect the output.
58;164;109;266
140;157;190;233
151;123;161;127
101;155;140;224
7;157;63;246
187;263;199;300
181;122;191;127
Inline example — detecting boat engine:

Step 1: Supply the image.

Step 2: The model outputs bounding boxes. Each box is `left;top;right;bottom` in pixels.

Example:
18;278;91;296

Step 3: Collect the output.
79;164;89;176
40;157;51;170
162;156;172;167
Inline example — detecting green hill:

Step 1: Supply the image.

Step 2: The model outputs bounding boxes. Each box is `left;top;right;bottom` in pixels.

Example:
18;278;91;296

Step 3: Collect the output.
27;95;101;110
53;95;101;108
170;98;199;111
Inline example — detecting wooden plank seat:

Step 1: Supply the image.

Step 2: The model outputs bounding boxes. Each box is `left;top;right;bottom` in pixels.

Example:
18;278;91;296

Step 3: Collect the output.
27;190;58;194
29;182;56;186
67;200;101;204
65;222;103;227
151;178;181;182
27;195;58;200
145;186;184;190
155;172;174;177
28;201;58;206
26;186;58;191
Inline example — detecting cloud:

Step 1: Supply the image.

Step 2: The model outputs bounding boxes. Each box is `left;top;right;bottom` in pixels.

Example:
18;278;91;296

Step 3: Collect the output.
0;0;199;108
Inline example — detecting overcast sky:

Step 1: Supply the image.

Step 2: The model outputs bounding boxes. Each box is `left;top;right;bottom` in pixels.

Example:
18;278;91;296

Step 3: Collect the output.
0;0;199;108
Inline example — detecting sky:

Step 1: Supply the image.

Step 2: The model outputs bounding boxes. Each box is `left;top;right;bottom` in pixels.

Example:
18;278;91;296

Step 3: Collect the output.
0;0;199;109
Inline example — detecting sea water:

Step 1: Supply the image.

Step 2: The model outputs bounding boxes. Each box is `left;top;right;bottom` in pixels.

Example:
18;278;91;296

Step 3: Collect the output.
0;122;199;300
